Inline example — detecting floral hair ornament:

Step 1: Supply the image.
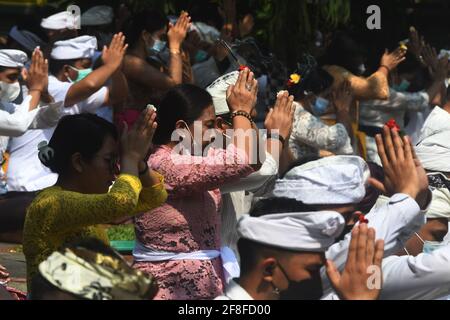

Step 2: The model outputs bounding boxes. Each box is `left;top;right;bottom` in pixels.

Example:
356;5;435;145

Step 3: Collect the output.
287;73;301;87
38;141;55;166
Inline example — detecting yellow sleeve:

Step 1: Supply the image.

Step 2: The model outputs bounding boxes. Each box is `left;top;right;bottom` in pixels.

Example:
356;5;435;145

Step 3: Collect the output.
43;174;143;233
134;172;168;214
324;65;389;101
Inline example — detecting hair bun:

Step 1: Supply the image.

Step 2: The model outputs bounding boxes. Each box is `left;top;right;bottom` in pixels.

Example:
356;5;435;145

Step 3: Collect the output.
38;141;55;167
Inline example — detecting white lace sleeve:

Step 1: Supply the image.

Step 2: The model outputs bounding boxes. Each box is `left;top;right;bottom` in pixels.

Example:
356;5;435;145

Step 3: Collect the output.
290;106;353;155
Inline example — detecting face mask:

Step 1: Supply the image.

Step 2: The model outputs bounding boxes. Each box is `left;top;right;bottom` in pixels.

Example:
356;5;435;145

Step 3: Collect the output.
69;66;93;83
312;97;329;116
0;81;21;102
413;231;448;254
195;50;209;63
149;39;167;54
423;241;447;254
392;79;411;92
358;64;366;75
276;263;323;300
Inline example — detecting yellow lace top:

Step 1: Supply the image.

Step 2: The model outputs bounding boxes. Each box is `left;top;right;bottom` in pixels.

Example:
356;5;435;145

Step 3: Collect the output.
23;173;168;289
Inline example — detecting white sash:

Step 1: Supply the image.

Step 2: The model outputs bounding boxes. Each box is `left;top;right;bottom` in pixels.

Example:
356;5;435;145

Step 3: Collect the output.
133;240;240;284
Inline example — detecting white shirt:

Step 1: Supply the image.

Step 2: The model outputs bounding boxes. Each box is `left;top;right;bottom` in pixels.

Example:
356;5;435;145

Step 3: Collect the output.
379;246;450;300
321;193;427;299
289;102;353;160
359;89;430;129
220;153;278;256
0;93;63;193
215;280;254;300
7;76;107;192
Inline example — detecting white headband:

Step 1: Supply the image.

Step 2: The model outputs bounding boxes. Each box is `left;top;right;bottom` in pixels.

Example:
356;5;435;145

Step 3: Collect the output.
0;49;28;68
51;35;97;60
416;107;450;172
41;11;79;30
271;156;370;205
207;71;240;115
237;211;345;252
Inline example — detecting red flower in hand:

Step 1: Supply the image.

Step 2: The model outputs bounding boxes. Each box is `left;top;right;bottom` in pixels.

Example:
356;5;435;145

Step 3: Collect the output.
355;212;369;224
239;65;250;72
386;119;401;132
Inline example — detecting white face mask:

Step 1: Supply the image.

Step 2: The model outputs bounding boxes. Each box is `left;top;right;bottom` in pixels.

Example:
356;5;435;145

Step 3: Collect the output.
0;81;21;103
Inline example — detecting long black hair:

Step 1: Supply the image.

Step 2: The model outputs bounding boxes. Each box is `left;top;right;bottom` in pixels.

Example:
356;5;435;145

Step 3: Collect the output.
153;84;213;145
287;54;334;100
40;114;118;175
321;31;365;75
123;9;168;49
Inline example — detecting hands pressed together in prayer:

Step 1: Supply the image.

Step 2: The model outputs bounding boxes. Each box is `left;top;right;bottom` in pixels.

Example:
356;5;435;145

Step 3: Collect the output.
226;68;258;115
168;12;192;53
264;91;295;142
120;108;158;177
371;126;430;209
102;32;129;72
326;224;385;300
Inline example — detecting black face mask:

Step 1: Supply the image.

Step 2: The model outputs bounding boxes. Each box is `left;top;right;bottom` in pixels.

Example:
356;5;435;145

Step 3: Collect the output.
276;263;323;300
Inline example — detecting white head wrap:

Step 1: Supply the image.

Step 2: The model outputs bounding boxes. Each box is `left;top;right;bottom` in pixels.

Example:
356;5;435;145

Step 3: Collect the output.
207;71;239;115
50;36;97;60
81;5;114;27
8;26;45;52
271;156;370;205
416;107;450;172
237;211;345;252
41;11;79;30
426;186;450;220
0;49;28;68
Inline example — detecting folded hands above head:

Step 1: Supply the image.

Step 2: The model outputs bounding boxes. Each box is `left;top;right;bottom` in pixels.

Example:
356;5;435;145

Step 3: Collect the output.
372;126;430;209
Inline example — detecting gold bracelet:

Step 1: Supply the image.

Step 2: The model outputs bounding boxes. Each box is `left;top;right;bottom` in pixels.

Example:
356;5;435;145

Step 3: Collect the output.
170;49;181;55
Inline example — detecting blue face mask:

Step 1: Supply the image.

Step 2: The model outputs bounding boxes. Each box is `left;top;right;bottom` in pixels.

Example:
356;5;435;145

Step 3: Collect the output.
69;66;93;83
423;241;447;254
312;97;330;116
150;39;167;54
195;50;209;63
392;79;411;92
